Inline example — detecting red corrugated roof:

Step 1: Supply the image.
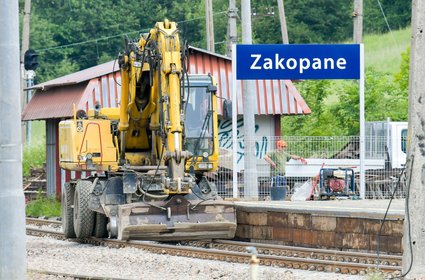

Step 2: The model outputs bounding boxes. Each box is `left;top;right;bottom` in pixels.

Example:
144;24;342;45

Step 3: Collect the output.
22;46;310;121
22;84;87;121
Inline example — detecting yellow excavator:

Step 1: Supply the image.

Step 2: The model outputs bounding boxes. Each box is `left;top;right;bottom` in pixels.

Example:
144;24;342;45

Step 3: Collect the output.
59;19;236;241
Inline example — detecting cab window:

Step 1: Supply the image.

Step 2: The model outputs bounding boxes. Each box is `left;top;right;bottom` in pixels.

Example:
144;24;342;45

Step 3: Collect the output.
401;129;407;153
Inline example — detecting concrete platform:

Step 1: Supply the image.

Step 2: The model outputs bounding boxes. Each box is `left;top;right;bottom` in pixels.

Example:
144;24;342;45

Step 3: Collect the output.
233;199;405;254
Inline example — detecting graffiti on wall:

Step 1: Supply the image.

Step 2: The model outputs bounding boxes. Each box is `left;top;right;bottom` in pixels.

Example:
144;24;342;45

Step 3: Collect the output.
218;118;269;164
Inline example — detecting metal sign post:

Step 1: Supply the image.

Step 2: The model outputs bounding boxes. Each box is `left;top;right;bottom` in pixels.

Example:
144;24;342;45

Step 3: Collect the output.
232;44;238;198
25;69;35;145
359;45;365;199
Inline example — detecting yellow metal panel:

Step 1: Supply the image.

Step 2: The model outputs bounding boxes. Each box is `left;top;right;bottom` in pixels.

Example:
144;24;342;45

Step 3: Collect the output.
59;119;119;171
59;120;74;162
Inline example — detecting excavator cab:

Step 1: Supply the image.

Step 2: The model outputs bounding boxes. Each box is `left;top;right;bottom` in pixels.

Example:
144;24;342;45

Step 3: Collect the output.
183;75;219;175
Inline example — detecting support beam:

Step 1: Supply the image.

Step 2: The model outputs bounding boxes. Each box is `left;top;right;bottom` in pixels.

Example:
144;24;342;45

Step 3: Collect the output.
21;0;32;144
0;0;27;278
403;0;425;278
241;0;258;200
226;0;238;57
277;0;289;44
353;0;363;43
205;0;215;52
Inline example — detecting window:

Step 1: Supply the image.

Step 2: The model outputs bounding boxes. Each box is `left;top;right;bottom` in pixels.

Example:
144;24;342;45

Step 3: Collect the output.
183;87;214;155
401;129;407;154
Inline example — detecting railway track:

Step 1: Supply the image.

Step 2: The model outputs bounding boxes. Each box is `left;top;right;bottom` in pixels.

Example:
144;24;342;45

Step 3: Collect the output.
184;240;402;267
26;218;402;277
26;217;61;227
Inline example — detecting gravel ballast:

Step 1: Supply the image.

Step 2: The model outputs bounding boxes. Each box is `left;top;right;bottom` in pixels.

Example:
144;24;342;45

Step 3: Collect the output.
27;235;366;280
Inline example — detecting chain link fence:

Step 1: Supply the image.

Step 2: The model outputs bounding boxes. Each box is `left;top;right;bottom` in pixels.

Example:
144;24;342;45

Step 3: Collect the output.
210;135;407;200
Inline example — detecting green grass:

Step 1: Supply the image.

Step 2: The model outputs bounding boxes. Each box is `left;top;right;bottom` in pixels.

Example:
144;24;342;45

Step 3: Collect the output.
364;28;411;74
23;121;58;218
26;192;61;217
30;120;46;140
23;141;46;177
23;121;46;177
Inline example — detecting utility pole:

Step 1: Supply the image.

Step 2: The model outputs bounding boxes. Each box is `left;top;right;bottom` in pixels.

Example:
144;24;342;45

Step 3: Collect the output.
277;0;289;44
241;0;258;200
353;0;366;198
21;0;32;144
353;0;363;43
403;0;425;278
0;0;27;279
205;0;215;52
226;0;238;57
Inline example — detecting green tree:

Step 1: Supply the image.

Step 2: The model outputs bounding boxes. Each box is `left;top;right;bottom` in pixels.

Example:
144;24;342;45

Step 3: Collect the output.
23;0;412;83
281;80;342;136
283;64;408;137
252;0;352;44
394;47;410;93
363;0;411;34
327;67;407;136
28;0;174;82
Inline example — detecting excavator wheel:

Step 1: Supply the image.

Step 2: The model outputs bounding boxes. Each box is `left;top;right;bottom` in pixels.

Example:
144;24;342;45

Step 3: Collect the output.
93;212;108;238
73;180;95;239
61;182;76;238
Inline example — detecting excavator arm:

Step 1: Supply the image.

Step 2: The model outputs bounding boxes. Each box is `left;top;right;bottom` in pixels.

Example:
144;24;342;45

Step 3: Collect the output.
118;19;193;194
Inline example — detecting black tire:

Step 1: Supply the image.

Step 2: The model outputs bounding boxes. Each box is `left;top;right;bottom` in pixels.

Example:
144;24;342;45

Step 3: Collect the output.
93;212;108;238
62;182;76;238
73;180;95;239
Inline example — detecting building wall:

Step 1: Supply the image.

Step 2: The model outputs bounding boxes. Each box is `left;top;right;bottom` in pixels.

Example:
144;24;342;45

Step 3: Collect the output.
218;115;277;172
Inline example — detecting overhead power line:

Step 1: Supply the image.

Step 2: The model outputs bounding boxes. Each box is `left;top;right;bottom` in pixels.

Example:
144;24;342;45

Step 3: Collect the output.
35;29;149;53
35;11;227;53
376;0;399;49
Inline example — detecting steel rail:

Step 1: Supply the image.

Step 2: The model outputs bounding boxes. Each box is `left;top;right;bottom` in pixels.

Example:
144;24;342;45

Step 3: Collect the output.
185;239;402;267
26;223;401;277
26;217;61;227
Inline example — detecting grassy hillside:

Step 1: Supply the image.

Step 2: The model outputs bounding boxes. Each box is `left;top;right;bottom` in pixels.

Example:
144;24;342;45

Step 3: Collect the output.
324;28;411;102
364;28;410;74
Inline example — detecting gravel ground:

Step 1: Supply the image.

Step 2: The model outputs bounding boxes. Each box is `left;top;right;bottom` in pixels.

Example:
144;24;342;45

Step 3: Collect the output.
26;236;367;280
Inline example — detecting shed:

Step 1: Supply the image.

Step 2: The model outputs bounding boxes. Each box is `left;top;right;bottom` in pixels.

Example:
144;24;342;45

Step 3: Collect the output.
22;46;311;196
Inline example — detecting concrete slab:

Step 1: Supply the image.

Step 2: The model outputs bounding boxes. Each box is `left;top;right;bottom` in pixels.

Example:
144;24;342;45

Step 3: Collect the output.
234;199;405;219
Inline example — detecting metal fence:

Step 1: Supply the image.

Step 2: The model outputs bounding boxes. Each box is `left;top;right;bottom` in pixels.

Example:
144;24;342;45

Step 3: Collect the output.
210;136;407;200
